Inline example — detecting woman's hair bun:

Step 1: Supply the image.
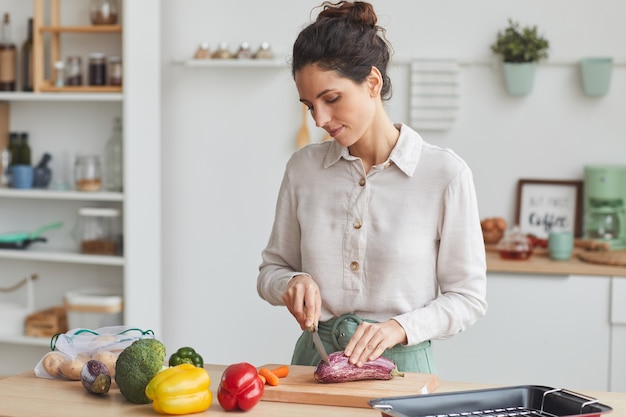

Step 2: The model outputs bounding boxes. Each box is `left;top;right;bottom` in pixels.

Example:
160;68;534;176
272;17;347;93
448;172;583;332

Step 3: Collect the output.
318;1;378;28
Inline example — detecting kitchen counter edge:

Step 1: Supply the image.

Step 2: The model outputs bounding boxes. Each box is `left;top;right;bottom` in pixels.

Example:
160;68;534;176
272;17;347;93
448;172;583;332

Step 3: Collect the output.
486;250;626;277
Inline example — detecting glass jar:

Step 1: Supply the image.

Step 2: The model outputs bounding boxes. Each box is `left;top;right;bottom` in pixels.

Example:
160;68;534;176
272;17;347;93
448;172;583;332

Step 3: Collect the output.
235;42;253;59
496;226;533;260
65;56;83;86
254;42;274;59
108;56;122;86
193;42;211;60
88;53;107;86
90;0;118;25
75;155;102;191
78;207;120;255
212;42;233;59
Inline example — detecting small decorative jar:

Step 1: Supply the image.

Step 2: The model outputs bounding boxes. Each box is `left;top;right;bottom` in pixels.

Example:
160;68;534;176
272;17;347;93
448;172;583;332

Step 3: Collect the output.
235;42;253;59
88;53;107;86
65;56;83;86
75;155;102;191
254;42;274;59
212;42;233;59
496;226;533;260
108;56;122;86
193;43;211;60
90;0;118;25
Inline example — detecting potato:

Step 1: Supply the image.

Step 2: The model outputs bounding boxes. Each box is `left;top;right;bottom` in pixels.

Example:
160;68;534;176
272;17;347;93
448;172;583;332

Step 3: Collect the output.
42;352;69;377
91;350;119;378
60;354;90;380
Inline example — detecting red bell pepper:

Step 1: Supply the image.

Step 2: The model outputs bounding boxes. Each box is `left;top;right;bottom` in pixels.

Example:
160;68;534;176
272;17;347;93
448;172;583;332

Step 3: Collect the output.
217;362;265;411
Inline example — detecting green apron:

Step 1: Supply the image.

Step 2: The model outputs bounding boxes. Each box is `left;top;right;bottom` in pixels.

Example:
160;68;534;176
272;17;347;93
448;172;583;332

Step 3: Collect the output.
291;313;437;374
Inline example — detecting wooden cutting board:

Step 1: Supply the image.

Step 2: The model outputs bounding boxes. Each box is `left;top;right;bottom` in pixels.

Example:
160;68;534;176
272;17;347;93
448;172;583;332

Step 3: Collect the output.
260;364;440;408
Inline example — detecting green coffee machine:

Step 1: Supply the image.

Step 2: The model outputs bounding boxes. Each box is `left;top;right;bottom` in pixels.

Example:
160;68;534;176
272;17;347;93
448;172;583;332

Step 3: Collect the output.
583;165;626;249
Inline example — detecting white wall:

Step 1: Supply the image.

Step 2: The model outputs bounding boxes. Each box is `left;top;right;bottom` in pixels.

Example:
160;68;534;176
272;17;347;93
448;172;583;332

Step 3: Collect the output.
159;0;626;367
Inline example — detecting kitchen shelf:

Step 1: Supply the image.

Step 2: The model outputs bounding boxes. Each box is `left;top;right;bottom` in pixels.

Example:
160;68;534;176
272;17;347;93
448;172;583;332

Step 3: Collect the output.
39;25;122;34
0;92;123;102
0;249;125;266
0;335;50;347
33;0;123;93
36;84;123;94
0;188;123;202
173;57;289;68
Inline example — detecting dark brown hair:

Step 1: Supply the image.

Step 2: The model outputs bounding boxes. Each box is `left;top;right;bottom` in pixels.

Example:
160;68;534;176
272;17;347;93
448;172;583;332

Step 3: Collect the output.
291;1;393;100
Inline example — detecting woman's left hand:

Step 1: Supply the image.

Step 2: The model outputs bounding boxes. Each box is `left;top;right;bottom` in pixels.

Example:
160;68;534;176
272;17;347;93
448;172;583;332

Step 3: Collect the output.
343;320;407;367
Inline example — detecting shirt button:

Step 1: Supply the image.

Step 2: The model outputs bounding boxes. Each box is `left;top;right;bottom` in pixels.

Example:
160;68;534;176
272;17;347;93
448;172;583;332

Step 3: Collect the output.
353;219;362;229
384;161;393;169
359;177;366;186
350;261;360;271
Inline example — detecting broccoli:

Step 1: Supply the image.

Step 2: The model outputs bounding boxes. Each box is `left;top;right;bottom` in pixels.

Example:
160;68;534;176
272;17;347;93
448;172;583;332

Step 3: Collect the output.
115;338;166;404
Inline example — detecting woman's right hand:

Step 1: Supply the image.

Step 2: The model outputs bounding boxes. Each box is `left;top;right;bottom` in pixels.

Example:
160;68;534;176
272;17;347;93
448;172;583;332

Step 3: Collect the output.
282;274;321;330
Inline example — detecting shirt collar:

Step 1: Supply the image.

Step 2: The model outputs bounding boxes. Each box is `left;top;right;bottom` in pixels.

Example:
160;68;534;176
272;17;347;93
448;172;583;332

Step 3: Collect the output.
323;123;423;177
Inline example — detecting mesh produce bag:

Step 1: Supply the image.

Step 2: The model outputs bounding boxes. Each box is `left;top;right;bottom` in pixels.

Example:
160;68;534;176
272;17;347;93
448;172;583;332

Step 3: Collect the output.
34;326;154;380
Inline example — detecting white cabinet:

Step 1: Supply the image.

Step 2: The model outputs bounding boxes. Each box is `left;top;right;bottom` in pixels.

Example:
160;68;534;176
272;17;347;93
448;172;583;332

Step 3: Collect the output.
0;0;161;375
610;277;626;392
432;273;612;391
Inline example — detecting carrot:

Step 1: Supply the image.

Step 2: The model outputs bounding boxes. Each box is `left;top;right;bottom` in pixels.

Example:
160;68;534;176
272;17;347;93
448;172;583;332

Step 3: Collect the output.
270;365;289;378
259;367;280;386
258;373;266;384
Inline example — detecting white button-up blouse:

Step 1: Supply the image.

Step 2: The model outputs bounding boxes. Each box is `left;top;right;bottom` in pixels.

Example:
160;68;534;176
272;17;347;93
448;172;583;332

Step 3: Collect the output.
257;123;487;346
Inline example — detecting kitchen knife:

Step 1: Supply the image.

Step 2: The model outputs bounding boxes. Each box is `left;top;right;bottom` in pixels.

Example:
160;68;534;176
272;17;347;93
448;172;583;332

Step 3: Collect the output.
309;324;330;365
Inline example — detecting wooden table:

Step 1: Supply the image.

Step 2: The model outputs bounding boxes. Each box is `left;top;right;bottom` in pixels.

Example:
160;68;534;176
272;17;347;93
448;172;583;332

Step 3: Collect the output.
1;364;625;417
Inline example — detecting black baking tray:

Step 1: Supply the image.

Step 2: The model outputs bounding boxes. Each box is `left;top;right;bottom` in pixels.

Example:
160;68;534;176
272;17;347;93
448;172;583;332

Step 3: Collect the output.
369;385;613;417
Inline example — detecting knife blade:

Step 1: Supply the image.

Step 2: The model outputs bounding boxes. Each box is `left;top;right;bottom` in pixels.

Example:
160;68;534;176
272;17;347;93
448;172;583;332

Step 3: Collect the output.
309;324;330;365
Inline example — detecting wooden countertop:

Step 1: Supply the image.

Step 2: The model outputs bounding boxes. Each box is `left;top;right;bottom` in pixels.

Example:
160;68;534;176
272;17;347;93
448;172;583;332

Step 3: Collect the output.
0;364;625;417
486;249;626;277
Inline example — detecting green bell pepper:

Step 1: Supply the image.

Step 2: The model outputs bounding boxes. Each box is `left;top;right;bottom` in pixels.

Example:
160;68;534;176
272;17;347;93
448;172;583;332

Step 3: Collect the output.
168;346;204;368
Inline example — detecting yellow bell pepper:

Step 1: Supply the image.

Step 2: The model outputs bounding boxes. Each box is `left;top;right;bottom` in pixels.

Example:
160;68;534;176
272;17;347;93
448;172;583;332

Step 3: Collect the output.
145;363;212;415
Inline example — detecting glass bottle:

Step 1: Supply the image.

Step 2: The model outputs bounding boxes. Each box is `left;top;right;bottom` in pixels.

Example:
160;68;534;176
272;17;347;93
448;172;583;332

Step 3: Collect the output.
104;117;123;191
18;132;31;165
7;132;20;166
90;0;118;25
21;18;33;92
0;13;17;91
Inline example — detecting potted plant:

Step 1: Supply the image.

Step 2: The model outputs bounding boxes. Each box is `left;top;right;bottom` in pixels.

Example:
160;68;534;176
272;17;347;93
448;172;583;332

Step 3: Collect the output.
490;19;549;96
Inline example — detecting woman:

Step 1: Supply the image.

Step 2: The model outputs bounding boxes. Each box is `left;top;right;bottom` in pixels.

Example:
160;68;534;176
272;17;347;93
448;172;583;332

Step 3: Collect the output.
257;1;487;373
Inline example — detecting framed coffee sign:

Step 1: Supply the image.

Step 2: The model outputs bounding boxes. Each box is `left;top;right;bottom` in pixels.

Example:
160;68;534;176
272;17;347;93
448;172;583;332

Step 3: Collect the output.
515;179;583;238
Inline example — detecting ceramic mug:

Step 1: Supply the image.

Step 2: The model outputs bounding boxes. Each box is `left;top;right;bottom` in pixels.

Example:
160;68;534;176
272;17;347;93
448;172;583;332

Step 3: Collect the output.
10;164;34;189
548;231;574;260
